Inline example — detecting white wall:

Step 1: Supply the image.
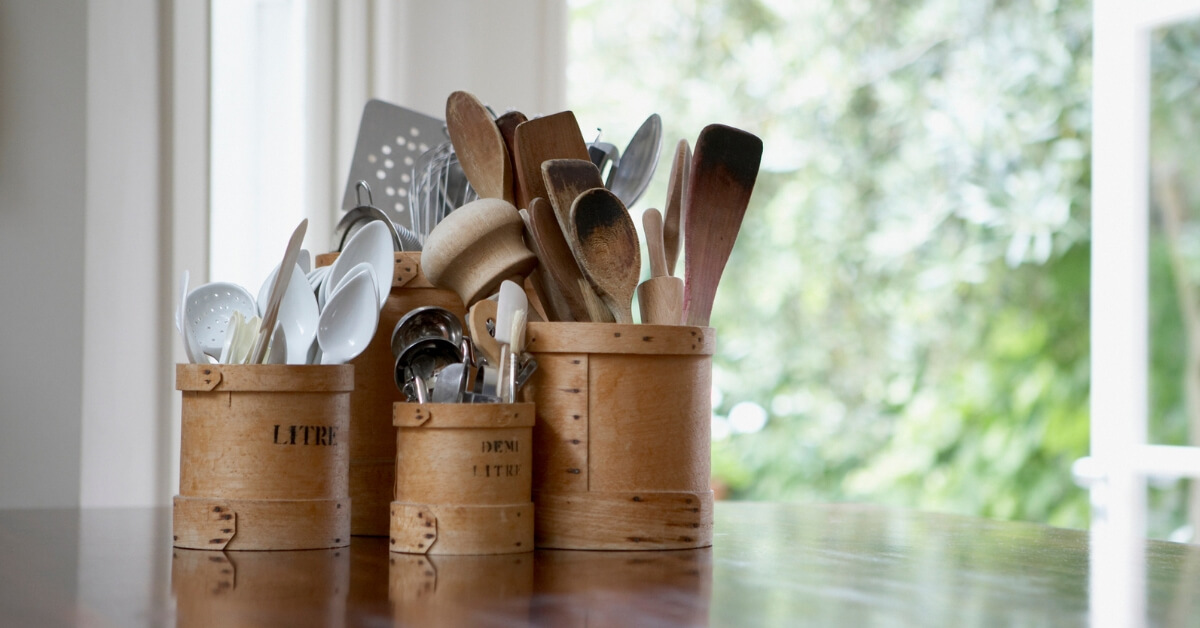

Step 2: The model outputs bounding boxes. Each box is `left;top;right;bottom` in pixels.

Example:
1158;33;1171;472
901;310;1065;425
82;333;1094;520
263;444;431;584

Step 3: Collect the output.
0;0;88;508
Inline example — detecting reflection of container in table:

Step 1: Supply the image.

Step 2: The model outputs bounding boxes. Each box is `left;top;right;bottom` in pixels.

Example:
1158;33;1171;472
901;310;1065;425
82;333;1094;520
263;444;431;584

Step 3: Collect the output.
171;546;350;627
389;552;534;627
316;251;466;537
522;322;715;550
390;402;535;555
173;363;354;551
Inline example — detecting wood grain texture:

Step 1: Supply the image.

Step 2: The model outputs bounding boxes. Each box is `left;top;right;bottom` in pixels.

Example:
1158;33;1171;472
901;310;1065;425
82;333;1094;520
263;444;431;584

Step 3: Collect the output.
682;124;762;326
421;197;537;306
495;111;528;205
663;139;691;276
532;491;713;550
570;187;641;324
446;91;512;202
638;208;684;324
513;112;590;211
520;353;589;495
541;158;605;243
390;502;534;555
173;496;350;550
525;322;714;355
528;197;600;322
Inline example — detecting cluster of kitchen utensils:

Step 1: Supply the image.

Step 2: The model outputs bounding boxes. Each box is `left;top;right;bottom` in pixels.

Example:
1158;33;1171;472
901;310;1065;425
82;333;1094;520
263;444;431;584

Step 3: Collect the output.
176;218;393;366
336;98;670;257
422;90;763;327
392;280;534;404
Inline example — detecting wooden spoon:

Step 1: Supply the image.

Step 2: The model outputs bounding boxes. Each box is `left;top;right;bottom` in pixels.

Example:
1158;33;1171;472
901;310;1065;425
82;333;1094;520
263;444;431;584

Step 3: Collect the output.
496;111;527;205
445;91;512;203
571;187;641;324
637;208;684;325
542;158;606;244
663;139;691;276
513;111;590;210
682;124;763;327
528;197;606;322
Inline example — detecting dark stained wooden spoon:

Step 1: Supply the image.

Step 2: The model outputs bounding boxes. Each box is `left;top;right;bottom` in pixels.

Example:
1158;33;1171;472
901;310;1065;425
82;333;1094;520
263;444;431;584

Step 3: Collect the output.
495;110;527;205
682;124;762;327
528;197;605;322
571;187;641;324
541;158;605;244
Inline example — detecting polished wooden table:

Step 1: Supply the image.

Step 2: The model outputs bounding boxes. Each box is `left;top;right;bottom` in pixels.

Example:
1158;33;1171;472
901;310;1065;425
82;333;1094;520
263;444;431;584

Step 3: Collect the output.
2;502;1198;626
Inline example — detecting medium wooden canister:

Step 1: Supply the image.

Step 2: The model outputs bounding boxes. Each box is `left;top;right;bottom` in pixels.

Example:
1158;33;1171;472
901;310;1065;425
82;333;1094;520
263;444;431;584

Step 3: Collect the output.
521;322;716;550
390;402;535;555
174;364;354;551
316;251;466;537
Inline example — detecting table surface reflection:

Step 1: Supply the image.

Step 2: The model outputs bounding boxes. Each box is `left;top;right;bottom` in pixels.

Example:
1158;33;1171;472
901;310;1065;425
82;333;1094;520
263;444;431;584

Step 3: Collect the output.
2;502;1198;627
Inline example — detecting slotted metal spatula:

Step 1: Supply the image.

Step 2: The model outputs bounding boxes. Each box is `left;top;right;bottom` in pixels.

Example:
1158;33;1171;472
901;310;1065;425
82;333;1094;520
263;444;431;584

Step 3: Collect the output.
342;99;448;227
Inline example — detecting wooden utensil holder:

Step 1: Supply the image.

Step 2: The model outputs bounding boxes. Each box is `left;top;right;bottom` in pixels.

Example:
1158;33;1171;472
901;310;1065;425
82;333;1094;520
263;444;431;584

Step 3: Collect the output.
316;251;467;537
173;364;354;551
521;322;716;550
390;402;535;555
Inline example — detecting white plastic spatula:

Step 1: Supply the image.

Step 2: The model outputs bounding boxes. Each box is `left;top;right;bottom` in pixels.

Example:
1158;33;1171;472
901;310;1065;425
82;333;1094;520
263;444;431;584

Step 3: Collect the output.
495;280;527;402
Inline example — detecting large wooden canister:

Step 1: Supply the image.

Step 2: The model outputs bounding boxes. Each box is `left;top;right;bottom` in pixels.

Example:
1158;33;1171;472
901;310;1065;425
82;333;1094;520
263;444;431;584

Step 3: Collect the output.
172;546;350;627
521;322;716;550
390;402;535;555
316;251;466;537
174;364;354;550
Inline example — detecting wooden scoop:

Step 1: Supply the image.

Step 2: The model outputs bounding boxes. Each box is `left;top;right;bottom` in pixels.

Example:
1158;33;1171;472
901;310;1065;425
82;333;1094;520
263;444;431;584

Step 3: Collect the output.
637;208;683;325
682;124;763;327
542;158;605;244
571;188;641;324
513;111;590;210
446;91;512;202
663;139;691;276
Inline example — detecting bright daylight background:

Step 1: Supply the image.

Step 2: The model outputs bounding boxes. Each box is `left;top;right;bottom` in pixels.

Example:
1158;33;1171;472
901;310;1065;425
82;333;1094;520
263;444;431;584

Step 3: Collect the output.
567;0;1115;535
209;0;1200;540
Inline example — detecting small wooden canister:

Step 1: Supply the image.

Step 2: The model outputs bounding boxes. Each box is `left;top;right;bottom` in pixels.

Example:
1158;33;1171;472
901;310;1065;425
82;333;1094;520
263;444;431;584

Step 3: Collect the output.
521;322;716;550
315;251;466;537
390;402;535;555
174;364;354;550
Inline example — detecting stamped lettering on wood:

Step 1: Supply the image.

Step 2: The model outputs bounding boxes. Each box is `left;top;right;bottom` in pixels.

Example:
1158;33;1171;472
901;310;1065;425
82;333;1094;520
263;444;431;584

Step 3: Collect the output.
273;424;338;446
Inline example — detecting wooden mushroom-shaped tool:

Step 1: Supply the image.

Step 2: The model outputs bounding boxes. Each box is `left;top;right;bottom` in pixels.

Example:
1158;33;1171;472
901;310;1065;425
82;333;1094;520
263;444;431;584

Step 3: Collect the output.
637;208;683;325
421;197;537;307
571;188;641;324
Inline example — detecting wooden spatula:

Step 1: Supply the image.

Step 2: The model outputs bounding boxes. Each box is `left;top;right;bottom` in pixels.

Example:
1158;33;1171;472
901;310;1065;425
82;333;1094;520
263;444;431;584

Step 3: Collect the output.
513;111;590;210
571;188;641;324
542;158;606;244
682;124;762;327
446;91;512;203
663;139;691;276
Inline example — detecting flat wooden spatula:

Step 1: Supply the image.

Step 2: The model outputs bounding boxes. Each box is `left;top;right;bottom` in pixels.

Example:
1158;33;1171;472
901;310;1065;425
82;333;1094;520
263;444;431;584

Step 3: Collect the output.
513;111;590;210
682;124;763;327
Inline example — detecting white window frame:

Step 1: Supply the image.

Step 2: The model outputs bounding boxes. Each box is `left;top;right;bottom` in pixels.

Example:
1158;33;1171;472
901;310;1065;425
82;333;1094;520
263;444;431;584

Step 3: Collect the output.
1085;1;1200;625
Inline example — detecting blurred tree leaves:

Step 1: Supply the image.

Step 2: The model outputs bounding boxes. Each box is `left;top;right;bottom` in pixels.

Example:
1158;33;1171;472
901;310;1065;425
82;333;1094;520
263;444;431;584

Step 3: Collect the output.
569;0;1096;529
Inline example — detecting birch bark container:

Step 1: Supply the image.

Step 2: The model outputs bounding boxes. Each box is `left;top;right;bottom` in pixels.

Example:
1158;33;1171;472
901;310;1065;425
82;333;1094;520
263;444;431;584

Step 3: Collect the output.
316;251;466;537
173;363;354;550
390;402;535;555
521;322;716;550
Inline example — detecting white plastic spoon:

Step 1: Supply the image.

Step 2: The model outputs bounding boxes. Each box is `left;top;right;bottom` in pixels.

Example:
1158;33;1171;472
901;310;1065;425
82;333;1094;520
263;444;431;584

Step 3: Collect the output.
176;270;206;363
316;269;380;365
257;262;320;365
322;220;393;312
265;322;288;365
